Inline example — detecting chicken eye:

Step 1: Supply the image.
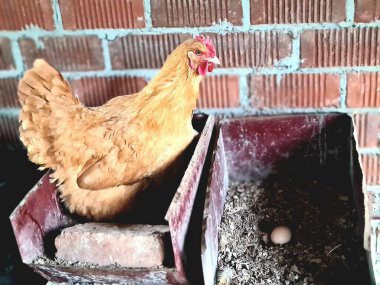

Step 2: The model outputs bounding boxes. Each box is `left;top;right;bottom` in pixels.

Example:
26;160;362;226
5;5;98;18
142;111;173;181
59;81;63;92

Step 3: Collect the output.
195;50;202;56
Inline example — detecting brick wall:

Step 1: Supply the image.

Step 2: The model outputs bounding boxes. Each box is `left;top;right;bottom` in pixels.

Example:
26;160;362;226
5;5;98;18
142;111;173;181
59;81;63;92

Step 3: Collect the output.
0;0;379;188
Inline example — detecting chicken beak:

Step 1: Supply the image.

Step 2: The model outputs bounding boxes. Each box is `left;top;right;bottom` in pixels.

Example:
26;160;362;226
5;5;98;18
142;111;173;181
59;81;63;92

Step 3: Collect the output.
206;56;221;65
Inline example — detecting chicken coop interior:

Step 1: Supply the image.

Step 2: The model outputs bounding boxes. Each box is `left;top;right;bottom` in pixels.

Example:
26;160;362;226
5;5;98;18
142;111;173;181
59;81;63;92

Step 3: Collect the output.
1;0;380;285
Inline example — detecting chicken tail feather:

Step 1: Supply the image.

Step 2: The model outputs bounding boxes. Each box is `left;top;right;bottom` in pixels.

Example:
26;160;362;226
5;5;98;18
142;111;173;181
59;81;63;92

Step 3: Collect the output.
18;59;79;169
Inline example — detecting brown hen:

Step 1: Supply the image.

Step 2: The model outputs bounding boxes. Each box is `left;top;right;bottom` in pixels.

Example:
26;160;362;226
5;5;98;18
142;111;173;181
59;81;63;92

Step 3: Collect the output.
18;36;220;221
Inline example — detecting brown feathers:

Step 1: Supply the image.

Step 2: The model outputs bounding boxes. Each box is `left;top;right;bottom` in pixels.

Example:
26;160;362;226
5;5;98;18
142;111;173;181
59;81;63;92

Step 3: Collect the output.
18;38;217;221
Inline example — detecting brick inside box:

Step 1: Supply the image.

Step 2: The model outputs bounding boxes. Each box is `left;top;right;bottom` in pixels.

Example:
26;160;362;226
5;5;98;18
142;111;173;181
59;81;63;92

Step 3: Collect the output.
55;223;171;268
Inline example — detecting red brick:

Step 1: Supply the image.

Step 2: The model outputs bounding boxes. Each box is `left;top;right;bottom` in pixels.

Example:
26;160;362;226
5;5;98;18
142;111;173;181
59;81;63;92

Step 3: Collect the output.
55;223;171;268
250;73;340;108
347;72;380;108
109;34;191;69
0;0;54;30
69;76;148;107
59;0;145;29
0;115;19;143
355;0;380;22
0;38;14;70
361;154;380;185
251;0;346;24
197;75;240;108
208;32;292;68
301;28;380;68
19;37;104;72
354;114;380;148
0;78;19;108
151;0;243;27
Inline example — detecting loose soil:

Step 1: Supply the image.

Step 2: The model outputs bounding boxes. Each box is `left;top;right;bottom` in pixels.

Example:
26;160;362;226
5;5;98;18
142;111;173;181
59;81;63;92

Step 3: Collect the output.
216;174;371;285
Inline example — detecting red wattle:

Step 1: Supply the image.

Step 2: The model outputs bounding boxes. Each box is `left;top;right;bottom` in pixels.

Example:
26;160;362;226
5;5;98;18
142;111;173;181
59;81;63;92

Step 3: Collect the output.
198;61;208;76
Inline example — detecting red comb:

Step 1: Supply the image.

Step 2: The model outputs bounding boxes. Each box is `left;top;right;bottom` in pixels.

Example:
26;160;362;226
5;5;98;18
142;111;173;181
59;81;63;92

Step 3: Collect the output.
195;35;216;57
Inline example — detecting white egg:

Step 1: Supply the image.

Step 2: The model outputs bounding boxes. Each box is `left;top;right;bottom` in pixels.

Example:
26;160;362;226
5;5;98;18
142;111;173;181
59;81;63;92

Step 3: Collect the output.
270;226;292;245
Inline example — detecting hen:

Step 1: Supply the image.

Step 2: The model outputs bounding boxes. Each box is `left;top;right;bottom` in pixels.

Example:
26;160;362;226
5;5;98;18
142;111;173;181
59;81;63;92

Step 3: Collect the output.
18;35;220;221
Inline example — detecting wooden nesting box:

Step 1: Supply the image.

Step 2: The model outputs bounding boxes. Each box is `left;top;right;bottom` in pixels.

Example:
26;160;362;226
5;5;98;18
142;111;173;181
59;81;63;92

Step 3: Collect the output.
202;113;373;284
10;114;216;285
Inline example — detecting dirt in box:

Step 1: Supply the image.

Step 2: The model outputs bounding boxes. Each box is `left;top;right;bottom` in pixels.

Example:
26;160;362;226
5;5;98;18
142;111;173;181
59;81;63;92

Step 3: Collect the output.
216;174;370;285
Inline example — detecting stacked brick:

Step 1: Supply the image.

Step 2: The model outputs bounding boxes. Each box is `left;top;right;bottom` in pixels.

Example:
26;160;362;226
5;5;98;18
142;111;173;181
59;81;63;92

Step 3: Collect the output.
0;0;379;184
